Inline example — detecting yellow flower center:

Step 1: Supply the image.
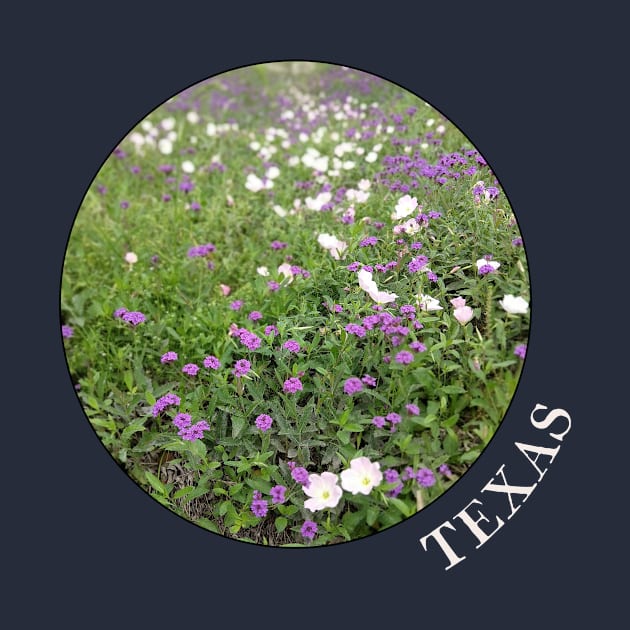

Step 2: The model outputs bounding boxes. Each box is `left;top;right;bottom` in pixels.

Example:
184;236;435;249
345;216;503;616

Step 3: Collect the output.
322;490;330;499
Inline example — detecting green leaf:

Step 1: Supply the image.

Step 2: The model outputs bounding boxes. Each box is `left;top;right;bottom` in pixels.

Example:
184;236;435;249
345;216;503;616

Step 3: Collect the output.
439;384;467;395
231;415;246;439
387;497;414;518
123;370;134;392
145;470;167;495
173;486;194;499
275;517;288;533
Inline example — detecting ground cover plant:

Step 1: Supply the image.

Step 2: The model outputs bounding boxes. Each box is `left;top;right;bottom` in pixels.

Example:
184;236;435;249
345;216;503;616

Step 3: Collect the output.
61;62;530;546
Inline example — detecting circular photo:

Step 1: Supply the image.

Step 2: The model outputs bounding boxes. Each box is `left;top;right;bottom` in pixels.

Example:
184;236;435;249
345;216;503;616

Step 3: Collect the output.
61;61;530;546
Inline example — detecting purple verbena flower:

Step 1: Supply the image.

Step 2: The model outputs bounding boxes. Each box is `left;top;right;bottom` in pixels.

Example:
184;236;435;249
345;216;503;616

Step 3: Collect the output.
283;377;303;394
514;344;527;359
203;355;221;369
152;392;181;417
405;403;420;416
345;323;366;338
291;466;309;485
270;485;287;504
361;374;377;387
386;412;401;426
161;351;178;364
372;416;386;428
248;311;263;321
182;363;199;376
301;520;318;540
233;359;251;377
264;324;279;336
395;351;414;365
416;468;436;487
343;377;363;395
255;413;273;432
173;413;192;429
62;325;74;338
283;340;301;353
122;311;146;326
230;300;243;311
384;468;399;483
251;496;268;518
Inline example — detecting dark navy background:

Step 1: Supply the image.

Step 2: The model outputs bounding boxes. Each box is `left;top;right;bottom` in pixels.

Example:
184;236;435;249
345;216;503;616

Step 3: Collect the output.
4;5;624;626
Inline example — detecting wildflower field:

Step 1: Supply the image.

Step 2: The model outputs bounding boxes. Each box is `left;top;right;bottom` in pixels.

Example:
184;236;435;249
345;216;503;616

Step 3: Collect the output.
61;62;530;546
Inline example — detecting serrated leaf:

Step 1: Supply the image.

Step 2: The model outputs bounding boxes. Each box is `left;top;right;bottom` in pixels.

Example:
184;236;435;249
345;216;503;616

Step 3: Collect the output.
231;415;246;439
173;486;194;499
145;470;167;495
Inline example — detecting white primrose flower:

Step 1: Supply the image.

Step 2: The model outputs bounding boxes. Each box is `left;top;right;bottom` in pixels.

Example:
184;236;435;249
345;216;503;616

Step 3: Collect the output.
393;218;421;235
303;472;342;512
181;160;195;174
417;293;443;311
157;138;173;155
265;165;280;179
317;233;347;260
256;266;270;277
358;269;398;304
499;294;529;314
392;194;419;221
186;111;200;124
277;263;294;282
340;457;383;496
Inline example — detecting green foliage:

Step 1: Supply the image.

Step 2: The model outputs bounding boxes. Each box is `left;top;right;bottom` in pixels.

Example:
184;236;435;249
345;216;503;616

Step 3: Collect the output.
62;62;529;546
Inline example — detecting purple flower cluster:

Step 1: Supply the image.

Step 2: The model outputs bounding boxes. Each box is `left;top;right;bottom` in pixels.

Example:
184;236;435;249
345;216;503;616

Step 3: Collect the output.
283;377;303;394
233;359;251;377
416;468;436;487
255;413;273;431
360;236;378;247
270;240;287;250
344;323;366;338
248;311;262;321
161;351;178;363
361;374;377;387
291;466;309;485
264;324;279;336
343;377;363;395
250;491;268;518
395;351;414;365
179;419;210;441
408;255;428;273
234;328;262;351
182;363;199;376
270;485;286;504
122;311;146;326
478;264;497;276
283;340;301;353
514;344;527;359
152;392;181;417
62;325;74;338
187;243;215;257
301;520;318;540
